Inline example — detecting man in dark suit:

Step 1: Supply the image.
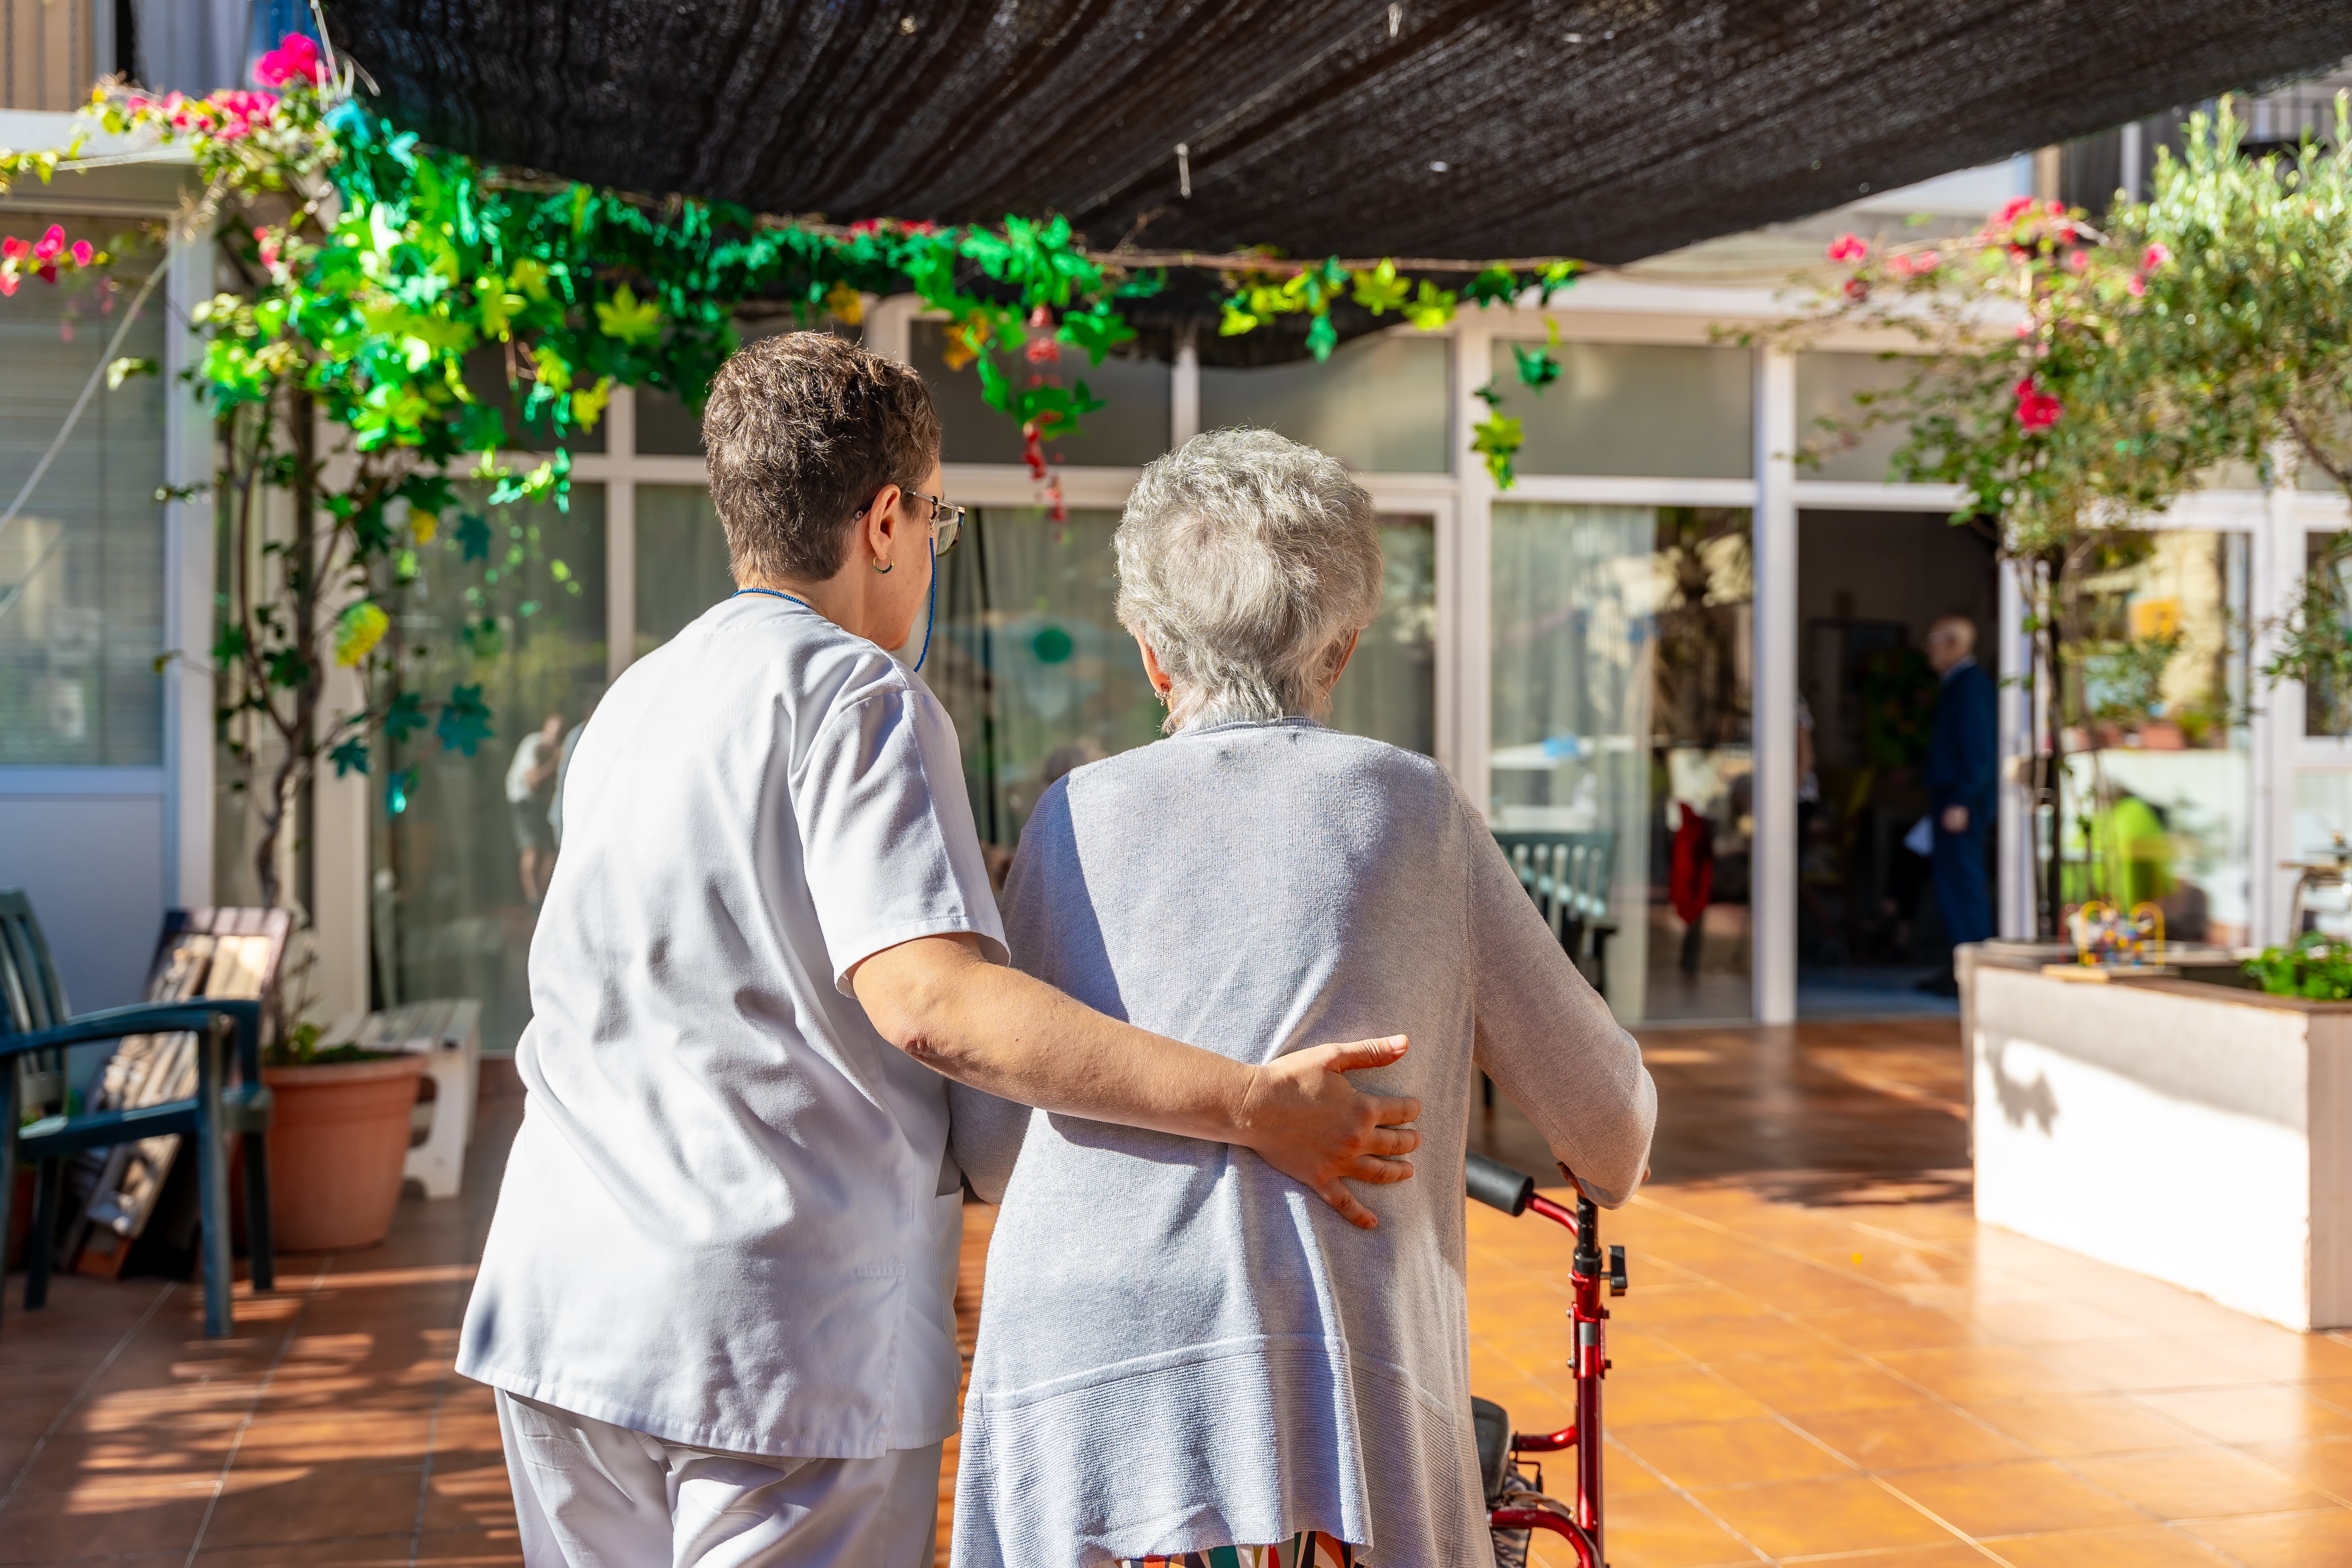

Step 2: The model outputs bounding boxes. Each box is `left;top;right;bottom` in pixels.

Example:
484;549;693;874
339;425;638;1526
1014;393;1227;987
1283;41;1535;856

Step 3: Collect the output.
1920;613;1996;995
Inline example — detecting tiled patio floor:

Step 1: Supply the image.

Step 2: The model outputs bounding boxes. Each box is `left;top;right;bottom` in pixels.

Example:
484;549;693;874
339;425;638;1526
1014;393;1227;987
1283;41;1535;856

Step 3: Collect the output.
9;1022;2352;1566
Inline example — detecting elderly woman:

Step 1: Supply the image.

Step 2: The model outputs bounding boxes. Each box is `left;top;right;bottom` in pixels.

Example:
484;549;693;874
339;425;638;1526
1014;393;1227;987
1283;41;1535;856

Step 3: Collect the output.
949;429;1657;1568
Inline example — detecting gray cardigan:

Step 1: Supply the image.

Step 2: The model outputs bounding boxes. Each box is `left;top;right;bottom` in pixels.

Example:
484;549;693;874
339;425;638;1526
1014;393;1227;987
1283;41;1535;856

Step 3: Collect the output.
948;719;1656;1568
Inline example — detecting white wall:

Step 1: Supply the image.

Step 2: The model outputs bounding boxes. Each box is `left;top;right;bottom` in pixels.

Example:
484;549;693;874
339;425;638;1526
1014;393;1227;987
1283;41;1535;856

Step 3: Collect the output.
0;780;167;1009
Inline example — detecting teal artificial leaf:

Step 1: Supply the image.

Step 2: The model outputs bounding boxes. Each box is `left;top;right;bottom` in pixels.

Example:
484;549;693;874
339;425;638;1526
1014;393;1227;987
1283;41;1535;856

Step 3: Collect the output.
329;737;369;777
456;511;492;561
383;690;428;744
1305;313;1338;362
437;683;494;755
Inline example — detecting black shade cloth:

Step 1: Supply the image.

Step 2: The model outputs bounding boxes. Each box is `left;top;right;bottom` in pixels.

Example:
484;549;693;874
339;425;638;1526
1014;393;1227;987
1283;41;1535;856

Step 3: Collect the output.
327;1;2352;267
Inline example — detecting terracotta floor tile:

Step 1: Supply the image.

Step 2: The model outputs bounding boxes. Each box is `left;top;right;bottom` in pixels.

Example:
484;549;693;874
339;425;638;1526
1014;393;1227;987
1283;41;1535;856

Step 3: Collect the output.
1982;1522;2232;1566
1647;1314;1839;1366
188;1534;421;1567
1882;1457;2144;1536
1872;1345;2103;1404
0;1480;216;1564
1588;1488;1760;1568
1775;1548;1983;1568
1591;1368;1775;1427
1599;1434;1669;1496
1799;1305;1988;1354
1691;1475;1952;1558
2234;1436;2352;1501
1619;1285;1774;1325
1961;1392;2204;1457
2133;1385;2352;1445
1708;1354;1930;1415
2039;1336;2292;1394
2176;1505;2352;1568
404;1529;526;1567
1789;1404;2032;1471
421;1461;522;1534
1612;1417;1851;1489
1956;1295;2151;1346
2066;1446;2329;1520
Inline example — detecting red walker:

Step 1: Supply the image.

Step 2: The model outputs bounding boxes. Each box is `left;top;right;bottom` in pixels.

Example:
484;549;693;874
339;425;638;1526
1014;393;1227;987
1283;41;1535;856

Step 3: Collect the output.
1466;1153;1629;1568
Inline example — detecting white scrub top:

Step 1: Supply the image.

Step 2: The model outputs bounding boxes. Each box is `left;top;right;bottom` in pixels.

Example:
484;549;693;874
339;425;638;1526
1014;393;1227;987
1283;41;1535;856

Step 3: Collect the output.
456;593;1007;1459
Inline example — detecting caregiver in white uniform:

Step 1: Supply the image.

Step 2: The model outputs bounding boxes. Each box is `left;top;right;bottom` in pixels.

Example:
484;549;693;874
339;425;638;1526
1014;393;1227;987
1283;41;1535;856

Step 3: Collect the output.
456;332;1422;1568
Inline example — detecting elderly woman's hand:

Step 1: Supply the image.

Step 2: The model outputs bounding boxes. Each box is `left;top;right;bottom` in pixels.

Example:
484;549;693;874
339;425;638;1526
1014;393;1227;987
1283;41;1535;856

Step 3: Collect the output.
1232;1036;1421;1230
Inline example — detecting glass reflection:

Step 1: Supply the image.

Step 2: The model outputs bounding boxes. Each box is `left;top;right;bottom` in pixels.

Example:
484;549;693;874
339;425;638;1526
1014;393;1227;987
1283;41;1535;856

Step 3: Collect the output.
1491;504;1755;1022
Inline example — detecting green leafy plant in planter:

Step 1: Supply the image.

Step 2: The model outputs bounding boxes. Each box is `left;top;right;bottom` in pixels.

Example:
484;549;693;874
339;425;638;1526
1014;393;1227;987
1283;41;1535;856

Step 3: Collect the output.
269;1018;399;1067
2245;932;2352;1001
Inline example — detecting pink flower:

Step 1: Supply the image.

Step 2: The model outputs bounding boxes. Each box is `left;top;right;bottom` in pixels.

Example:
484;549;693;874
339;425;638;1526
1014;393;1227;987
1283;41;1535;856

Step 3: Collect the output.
1826;232;1868;263
31;225;64;262
1994;196;2037;225
0;236;26;262
2127;274;2147;297
2141;243;2171;271
0;273;15;298
2014;377;2063;433
254;33;323;87
1843;276;1870;302
69;240;92;267
1888;249;1940;279
254;226;281;267
2065;250;2089;274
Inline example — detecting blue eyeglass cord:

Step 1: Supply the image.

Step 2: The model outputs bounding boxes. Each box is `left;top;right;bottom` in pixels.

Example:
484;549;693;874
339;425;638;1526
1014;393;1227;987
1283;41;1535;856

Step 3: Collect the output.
732;554;937;675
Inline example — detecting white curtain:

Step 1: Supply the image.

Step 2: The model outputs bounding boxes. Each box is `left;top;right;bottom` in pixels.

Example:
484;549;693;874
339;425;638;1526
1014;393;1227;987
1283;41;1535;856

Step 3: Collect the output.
132;0;254;95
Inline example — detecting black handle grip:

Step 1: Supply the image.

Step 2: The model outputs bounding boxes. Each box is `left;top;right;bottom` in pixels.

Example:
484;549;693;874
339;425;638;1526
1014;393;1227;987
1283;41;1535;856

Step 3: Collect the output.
1466;1153;1535;1216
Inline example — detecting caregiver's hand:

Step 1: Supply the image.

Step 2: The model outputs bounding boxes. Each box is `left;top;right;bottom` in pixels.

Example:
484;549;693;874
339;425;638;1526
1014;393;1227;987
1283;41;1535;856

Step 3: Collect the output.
852;933;1421;1229
1235;1037;1420;1230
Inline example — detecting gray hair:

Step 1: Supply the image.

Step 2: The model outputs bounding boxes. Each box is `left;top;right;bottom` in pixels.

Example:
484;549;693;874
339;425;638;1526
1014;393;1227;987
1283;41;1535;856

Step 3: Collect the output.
1114;429;1383;733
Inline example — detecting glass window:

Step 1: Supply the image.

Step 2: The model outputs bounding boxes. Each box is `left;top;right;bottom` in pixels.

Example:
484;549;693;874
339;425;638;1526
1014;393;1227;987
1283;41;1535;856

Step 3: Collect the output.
1491;504;1755;1022
376;484;607;1053
1509;342;1753;479
2048;530;2251;947
0;215;167;764
1794;352;1921;484
2304;533;2352;738
911;322;1170;468
1199;333;1450;474
635;385;706;456
635;485;732;654
1327;515;1437;757
926;505;1439;847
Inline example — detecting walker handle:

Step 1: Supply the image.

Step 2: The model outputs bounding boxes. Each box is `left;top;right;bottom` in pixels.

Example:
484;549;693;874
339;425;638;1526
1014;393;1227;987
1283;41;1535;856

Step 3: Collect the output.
1467;1153;1536;1216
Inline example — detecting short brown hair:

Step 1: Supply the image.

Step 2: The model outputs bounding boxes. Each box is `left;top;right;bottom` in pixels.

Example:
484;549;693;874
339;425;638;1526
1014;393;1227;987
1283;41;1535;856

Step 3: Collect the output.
701;332;941;582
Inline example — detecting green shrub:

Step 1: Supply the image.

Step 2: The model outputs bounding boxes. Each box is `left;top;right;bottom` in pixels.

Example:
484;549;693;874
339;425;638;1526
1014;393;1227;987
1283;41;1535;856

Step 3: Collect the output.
2244;933;2352;1001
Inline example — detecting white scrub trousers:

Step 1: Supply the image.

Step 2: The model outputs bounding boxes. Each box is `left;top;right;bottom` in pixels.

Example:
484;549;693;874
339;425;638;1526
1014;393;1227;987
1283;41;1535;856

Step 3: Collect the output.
496;1390;943;1568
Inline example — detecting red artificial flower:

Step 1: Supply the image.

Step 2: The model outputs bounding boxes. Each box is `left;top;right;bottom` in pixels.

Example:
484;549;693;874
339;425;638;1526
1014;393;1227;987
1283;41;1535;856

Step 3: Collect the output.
0;235;26;262
254;33;323;87
2127;274;2147;297
254;226;282;268
2141;243;2171;271
1842;275;1870;302
69;240;92;267
2014;377;2062;432
2065;250;2089;274
31;224;64;262
1994;195;2037;225
1825;232;1868;263
0;273;15;297
1888;249;1940;279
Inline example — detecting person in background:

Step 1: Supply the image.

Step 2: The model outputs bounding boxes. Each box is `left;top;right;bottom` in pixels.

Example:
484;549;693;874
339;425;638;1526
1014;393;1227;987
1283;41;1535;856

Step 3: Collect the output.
546;704;592;850
505;711;565;904
1920;613;1996;995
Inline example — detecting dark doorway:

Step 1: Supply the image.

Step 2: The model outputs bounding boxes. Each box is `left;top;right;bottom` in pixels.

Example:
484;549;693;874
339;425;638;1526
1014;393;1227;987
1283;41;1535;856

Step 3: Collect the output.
1796;510;1999;1018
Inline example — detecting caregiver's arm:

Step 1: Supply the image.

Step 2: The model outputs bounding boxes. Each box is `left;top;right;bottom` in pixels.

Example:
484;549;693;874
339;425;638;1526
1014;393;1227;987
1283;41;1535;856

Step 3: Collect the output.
853;932;1421;1230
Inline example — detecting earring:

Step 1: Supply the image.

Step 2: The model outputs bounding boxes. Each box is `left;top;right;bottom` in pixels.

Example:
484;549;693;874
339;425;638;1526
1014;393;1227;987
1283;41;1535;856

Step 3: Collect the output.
872;557;894;574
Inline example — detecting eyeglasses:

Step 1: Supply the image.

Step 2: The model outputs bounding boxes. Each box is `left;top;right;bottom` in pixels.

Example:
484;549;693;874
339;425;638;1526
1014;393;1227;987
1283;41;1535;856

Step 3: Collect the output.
905;488;964;557
859;487;964;556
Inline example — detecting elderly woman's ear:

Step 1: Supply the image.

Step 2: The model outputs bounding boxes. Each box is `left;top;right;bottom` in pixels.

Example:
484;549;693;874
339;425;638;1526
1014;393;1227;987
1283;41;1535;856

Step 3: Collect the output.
1136;636;1175;701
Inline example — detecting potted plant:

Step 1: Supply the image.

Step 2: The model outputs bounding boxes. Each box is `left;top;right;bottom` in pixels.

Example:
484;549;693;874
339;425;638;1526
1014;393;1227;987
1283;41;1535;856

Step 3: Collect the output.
257;1021;425;1251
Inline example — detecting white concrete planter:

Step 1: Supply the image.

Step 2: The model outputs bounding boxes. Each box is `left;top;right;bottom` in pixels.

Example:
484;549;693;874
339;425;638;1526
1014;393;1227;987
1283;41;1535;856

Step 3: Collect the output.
1967;960;2352;1331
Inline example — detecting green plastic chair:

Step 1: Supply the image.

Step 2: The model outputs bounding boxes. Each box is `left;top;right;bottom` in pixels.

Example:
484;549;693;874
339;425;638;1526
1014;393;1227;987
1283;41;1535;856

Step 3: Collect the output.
0;891;277;1338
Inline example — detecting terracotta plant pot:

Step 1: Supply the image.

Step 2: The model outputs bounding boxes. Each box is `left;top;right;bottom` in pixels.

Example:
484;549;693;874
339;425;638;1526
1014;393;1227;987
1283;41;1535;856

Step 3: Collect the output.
261;1055;427;1251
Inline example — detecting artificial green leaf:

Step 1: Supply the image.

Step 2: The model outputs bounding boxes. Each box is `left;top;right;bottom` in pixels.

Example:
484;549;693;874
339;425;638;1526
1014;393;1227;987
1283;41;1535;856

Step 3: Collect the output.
383;690;428;744
595;282;662;345
455;511;492;562
1306;313;1338;362
437;683;494;755
107;356;159;389
1402;279;1458;331
1472;413;1524;490
1351;260;1411;315
1512;343;1563;394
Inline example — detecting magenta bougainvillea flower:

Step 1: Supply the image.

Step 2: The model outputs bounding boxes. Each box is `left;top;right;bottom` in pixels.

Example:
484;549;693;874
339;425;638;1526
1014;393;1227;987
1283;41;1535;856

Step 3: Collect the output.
2141;243;2171;272
2013;377;2063;432
69;240;92;267
1888;249;1940;279
30;224;64;262
254;33;324;88
1826;233;1868;263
